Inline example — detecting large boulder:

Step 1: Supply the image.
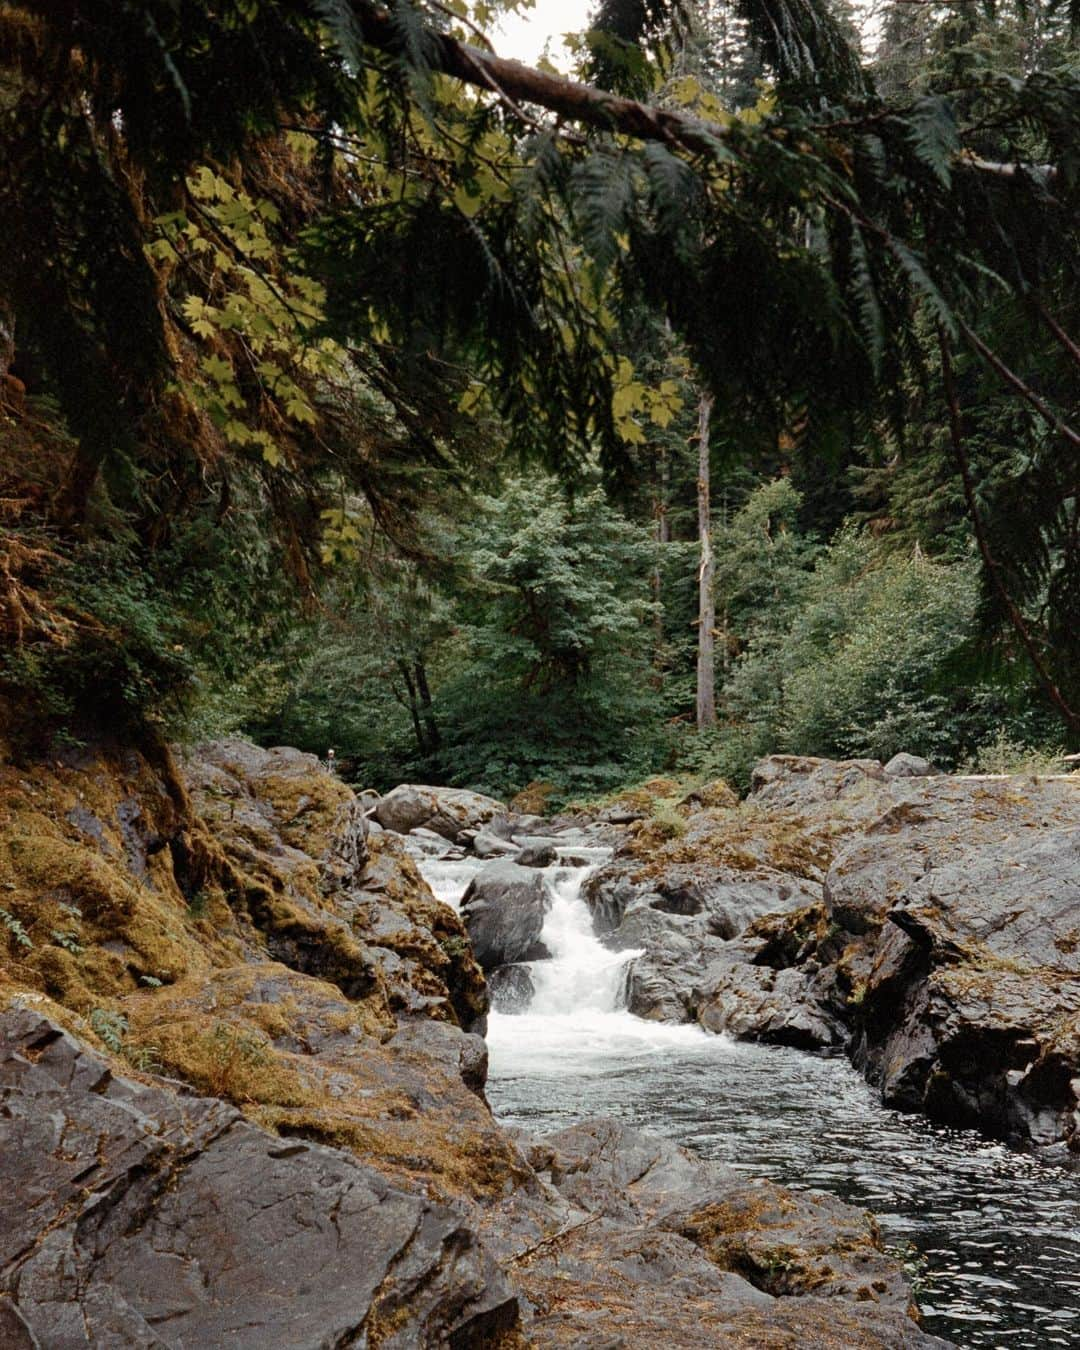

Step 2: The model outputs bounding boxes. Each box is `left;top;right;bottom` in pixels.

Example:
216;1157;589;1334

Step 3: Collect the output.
513;1118;948;1349
586;857;819;949
0;1011;519;1349
696;951;848;1050
374;784;505;842
517;841;557;868
748;754;886;809
472;828;519;859
884;752;934;777
852;826;1080;1145
460;860;550;971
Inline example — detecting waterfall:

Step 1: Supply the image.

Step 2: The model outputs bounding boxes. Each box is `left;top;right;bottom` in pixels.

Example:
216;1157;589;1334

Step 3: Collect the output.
417;846;723;1076
416;840;1080;1350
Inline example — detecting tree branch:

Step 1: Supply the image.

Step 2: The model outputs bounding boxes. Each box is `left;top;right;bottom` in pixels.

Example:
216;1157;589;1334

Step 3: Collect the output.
350;1;1060;188
351;3;733;157
957;317;1080;452
939;328;1079;733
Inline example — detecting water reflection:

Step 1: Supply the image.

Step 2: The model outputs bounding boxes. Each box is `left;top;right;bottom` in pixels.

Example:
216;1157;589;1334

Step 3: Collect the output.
489;1038;1080;1348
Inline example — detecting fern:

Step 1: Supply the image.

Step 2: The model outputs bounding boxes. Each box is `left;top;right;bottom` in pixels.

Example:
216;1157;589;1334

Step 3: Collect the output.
849;225;885;376
90;1009;129;1053
0;908;32;949
573;152;638;275
732;0;869;98
643;143;698;254
312;0;366;74
51;930;85;955
889;240;958;337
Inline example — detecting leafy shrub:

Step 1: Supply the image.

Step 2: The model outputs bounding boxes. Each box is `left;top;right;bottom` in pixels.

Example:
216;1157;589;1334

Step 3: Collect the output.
963;730;1066;776
649;799;688;838
720;527;995;768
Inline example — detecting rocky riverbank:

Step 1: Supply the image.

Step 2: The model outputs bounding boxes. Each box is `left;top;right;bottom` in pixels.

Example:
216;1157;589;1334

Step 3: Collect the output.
0;740;945;1347
586;755;1080;1157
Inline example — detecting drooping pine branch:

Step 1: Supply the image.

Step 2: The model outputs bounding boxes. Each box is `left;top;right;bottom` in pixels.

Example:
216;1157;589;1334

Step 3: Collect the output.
939;328;1080;734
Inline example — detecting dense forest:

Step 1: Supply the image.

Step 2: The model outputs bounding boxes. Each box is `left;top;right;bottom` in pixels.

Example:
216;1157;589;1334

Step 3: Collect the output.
1;0;1077;803
3;7;1080;1347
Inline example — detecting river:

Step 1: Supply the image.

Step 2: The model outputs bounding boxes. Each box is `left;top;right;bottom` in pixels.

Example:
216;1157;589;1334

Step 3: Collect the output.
419;847;1080;1348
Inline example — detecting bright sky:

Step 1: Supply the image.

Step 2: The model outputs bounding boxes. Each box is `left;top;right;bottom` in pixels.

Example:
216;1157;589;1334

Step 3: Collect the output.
494;1;594;67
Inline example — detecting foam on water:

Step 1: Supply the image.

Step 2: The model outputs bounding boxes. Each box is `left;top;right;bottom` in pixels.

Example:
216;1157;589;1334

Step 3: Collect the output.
419;850;730;1074
418;837;1080;1349
418;856;484;910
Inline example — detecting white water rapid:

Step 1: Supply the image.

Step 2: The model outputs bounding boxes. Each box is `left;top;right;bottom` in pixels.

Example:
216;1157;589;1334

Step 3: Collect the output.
416;838;1080;1349
417;845;731;1079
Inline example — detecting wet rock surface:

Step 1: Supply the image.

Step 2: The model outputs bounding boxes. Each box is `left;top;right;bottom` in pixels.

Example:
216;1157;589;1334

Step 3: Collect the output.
0;740;943;1347
588;755;1080;1150
488;962;537;1012
506;1118;948;1349
461;859;551;970
0;1011;516;1350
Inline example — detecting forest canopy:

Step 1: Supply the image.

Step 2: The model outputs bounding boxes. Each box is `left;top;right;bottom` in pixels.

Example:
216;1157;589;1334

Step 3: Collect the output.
0;0;1077;793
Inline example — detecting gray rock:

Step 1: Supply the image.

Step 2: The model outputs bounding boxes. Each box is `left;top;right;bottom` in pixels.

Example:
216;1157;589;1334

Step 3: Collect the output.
388;1019;490;1096
0;1011;518;1349
884;752;933;777
461;860;550;970
404;825;464;859
588;863;817;947
697;958;847;1050
852;826;1080;1143
473;828;520;859
374;784;506;841
749;754;886;807
487;812;548;841
519;1118;947;1347
623;934;720;1023
488;963;536;1013
517;841;557;868
600;805;647;824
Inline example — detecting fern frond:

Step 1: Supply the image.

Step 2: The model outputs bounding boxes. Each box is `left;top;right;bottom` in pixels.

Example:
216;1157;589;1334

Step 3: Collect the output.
905;96;958;189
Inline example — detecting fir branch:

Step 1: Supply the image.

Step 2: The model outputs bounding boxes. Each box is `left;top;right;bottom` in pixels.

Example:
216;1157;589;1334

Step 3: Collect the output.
957;318;1080;453
939;328;1080;733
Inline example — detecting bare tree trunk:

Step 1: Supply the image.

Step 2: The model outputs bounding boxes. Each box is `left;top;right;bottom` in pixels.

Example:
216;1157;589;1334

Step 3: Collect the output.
0;303;13;382
650;446;670;676
696;393;717;730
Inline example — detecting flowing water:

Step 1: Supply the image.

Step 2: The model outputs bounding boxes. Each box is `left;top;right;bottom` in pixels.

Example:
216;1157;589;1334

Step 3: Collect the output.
419;847;1080;1349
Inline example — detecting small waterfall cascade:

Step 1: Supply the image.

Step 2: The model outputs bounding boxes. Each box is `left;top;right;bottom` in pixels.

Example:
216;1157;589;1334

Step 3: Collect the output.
416;837;1080;1350
417;844;724;1075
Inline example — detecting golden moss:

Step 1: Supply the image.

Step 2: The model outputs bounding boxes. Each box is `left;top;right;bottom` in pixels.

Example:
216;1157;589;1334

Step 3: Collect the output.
509;780;556;815
258;768;355;859
262;1105;530;1203
150;1018;315;1106
0;739;524;1225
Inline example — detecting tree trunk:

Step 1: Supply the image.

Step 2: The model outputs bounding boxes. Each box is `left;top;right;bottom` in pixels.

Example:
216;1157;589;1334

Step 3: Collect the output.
650;446;670;678
396;658;428;757
0;302;13;382
413;656;440;752
696;393;717;730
